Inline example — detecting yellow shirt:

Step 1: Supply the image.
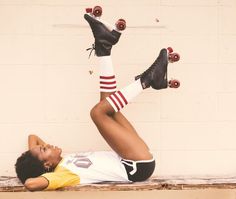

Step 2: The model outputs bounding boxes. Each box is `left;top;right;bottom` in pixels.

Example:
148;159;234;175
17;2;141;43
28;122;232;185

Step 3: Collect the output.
42;163;80;190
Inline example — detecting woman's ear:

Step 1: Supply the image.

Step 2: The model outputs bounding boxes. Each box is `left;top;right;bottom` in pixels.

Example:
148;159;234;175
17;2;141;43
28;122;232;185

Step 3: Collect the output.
43;161;52;171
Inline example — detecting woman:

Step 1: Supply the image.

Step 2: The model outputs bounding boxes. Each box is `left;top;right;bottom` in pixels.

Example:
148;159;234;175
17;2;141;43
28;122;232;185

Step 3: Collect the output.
15;11;172;191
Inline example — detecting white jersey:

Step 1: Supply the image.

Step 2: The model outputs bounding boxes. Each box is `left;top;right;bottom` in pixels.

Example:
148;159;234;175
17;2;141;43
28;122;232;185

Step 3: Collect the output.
60;151;130;184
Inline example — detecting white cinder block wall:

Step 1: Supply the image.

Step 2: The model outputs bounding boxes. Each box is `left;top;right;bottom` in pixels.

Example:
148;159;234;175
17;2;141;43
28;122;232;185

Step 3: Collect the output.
0;0;236;177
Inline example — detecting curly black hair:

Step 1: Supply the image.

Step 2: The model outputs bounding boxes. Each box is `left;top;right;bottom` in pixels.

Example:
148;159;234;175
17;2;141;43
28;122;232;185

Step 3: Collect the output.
15;150;46;184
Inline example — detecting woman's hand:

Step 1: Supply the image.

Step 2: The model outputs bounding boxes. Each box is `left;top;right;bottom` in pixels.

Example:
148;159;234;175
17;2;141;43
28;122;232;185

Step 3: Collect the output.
28;134;47;150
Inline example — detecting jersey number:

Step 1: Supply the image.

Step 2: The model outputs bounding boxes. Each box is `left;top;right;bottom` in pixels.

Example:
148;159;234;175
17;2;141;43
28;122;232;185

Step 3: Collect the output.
73;155;92;169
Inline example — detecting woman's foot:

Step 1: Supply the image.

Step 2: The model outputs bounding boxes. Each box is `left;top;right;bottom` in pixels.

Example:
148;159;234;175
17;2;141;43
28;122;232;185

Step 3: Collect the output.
84;14;121;57
135;48;169;90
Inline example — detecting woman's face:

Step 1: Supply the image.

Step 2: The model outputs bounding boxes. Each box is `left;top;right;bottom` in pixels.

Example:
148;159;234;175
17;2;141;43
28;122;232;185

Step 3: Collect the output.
30;144;62;169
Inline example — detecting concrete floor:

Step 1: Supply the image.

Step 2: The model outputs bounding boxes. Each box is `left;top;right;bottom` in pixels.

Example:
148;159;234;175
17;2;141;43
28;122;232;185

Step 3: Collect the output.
0;189;236;199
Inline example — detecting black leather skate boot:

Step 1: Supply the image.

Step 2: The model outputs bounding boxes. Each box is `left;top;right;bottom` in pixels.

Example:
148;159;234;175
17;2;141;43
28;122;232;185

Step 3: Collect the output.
84;14;121;57
135;48;168;90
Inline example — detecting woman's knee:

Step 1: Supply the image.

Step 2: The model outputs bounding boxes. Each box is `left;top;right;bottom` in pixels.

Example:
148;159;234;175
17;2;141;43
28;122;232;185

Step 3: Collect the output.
90;104;101;121
90;100;114;121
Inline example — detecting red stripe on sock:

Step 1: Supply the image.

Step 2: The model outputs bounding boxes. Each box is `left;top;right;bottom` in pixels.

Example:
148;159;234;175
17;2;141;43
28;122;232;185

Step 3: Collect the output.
100;75;115;79
109;95;120;111
117;91;128;105
100;81;116;85
113;93;124;108
100;86;117;90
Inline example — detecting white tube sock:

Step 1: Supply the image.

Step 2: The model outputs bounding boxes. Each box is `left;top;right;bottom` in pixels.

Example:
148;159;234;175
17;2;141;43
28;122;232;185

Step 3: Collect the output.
98;56;117;92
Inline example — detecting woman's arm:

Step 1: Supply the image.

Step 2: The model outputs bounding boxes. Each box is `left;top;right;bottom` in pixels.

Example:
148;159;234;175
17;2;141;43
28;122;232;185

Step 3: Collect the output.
28;134;46;150
24;176;49;191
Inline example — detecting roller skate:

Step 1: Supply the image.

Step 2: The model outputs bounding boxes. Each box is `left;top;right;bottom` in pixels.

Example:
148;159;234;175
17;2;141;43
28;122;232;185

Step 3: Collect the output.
135;47;180;90
84;6;126;57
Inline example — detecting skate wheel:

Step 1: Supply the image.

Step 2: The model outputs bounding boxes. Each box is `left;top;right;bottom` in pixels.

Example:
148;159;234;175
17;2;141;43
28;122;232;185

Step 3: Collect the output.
116;19;126;31
118;18;126;23
169;53;180;62
173;53;180;61
169;79;180;88
93;6;102;17
167;47;173;53
86;8;93;13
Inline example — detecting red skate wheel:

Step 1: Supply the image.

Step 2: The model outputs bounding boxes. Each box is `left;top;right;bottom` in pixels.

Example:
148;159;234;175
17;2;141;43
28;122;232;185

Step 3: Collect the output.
118;18;126;23
86;8;93;13
93;6;102;17
173;53;180;62
116;19;126;31
169;53;180;62
169;80;180;88
167;47;173;53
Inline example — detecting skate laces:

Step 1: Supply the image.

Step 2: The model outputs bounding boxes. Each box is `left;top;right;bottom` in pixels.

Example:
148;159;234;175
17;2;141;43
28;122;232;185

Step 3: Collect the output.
86;43;95;58
136;56;165;81
141;62;156;78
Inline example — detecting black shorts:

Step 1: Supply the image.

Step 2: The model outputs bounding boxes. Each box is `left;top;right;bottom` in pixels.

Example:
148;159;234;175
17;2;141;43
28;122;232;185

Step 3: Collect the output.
121;158;155;182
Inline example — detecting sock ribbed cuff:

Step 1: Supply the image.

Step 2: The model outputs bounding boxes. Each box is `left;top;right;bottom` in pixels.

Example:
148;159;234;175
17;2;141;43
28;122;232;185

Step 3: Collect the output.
106;79;143;112
99;56;117;92
100;75;117;92
106;91;128;112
